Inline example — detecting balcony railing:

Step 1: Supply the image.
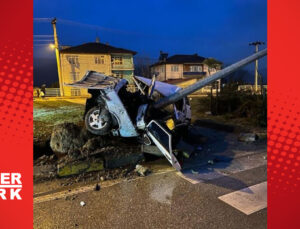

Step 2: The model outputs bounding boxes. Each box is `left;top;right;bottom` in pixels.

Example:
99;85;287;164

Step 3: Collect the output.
33;88;61;97
111;64;134;70
183;71;206;77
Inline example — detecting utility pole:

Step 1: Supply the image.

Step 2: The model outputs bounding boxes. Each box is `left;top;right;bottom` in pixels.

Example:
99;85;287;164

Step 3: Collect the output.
249;41;265;92
51;18;64;97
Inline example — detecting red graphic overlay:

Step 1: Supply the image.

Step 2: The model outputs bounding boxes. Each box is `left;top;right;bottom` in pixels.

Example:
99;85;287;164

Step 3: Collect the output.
268;0;300;228
0;0;33;228
0;0;299;228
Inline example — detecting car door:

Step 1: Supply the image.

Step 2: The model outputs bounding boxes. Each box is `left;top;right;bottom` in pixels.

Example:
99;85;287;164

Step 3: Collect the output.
146;120;182;171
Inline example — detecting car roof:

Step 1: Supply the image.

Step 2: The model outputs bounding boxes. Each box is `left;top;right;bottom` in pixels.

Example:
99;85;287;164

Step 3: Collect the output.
135;76;181;97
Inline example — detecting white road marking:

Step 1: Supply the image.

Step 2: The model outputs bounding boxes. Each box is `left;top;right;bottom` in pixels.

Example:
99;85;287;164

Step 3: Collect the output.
34;185;95;204
176;152;266;184
218;181;267;215
34;170;174;204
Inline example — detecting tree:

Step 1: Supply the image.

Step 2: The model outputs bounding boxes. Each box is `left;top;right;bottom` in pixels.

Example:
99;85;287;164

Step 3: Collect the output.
203;58;223;75
134;56;156;78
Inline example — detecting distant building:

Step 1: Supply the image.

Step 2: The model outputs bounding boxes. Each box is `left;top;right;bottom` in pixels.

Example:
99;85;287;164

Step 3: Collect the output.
59;40;136;96
150;51;222;83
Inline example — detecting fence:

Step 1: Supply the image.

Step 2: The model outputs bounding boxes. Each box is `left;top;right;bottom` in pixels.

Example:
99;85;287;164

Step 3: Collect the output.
33;88;60;97
237;85;267;92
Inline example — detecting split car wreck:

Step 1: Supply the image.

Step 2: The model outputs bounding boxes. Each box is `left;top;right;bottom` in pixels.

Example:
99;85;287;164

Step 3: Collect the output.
66;49;267;171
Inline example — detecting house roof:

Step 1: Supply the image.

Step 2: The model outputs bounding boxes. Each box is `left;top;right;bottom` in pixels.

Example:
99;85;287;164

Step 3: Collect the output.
60;42;137;55
151;54;206;66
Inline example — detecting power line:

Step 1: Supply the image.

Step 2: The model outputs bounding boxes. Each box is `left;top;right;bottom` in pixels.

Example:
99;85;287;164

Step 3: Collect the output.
33;44;49;46
33;17;139;35
34;39;53;42
58;18;122;33
34;35;53;37
33;18;52;22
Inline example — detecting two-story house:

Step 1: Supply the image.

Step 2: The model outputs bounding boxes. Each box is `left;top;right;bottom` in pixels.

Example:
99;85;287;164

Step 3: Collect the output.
59;41;136;96
150;51;222;82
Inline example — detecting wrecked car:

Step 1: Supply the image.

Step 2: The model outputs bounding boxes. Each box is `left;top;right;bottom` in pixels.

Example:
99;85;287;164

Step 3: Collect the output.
66;71;191;170
66;48;267;171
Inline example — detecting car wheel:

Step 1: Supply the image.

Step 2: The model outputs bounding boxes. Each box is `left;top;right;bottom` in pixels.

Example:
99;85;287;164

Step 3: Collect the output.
85;106;112;135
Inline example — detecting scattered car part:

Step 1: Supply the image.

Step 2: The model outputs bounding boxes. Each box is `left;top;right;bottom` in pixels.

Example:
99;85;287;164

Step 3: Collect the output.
135;164;151;176
80;201;86;206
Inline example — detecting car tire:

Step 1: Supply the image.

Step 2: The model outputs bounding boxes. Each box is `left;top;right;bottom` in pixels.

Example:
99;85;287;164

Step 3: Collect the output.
85;106;112;136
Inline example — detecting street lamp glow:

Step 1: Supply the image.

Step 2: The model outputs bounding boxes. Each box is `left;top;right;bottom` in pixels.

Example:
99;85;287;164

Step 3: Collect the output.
49;43;55;50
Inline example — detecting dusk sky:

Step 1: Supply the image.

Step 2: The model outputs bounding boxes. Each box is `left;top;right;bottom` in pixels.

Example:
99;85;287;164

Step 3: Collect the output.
33;0;267;85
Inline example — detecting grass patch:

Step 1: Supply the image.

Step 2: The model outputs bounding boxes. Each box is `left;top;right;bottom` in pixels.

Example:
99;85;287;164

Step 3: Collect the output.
34;100;85;142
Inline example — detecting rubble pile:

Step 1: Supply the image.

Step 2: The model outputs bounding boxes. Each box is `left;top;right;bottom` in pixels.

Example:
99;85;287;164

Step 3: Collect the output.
135;164;151;176
34;122;145;181
50;123;92;158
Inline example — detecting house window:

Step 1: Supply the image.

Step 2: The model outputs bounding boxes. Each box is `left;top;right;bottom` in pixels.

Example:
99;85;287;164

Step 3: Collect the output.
190;66;202;72
171;65;179;72
161;66;165;72
70;72;80;81
112;56;123;65
71;88;81;96
67;56;79;65
95;56;105;64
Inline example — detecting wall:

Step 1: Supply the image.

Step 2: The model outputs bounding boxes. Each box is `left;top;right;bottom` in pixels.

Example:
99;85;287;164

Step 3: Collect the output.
150;64;182;81
60;53;112;96
151;62;221;82
111;54;134;84
165;64;183;79
151;65;166;81
111;54;134;70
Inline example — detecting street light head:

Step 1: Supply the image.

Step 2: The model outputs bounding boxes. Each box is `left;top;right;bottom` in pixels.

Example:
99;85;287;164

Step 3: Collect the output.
249;41;265;46
49;43;55;50
51;18;57;25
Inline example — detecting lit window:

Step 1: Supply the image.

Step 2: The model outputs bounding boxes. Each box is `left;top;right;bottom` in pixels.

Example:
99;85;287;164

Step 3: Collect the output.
67;56;79;65
171;65;179;72
190;66;202;72
71;88;81;96
112;56;123;65
95;56;105;64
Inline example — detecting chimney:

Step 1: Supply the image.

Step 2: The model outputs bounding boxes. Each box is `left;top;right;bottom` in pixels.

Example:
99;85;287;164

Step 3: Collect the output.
159;50;168;62
95;36;100;43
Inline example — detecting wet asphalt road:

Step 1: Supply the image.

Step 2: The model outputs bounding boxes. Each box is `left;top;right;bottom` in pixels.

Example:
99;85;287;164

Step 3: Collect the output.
34;128;267;229
34;166;267;229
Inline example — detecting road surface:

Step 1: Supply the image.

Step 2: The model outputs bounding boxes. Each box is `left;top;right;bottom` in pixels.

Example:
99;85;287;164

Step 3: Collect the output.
34;127;267;229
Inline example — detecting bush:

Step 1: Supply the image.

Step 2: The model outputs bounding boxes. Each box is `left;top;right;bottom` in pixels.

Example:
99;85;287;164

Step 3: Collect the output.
202;82;267;127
